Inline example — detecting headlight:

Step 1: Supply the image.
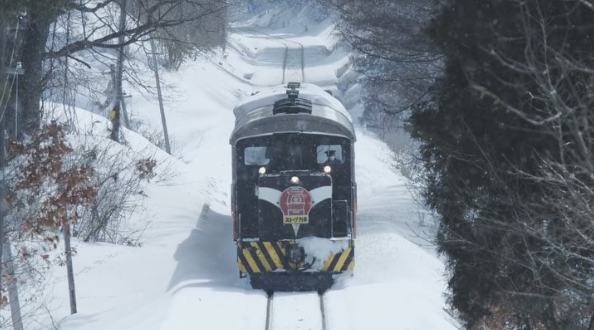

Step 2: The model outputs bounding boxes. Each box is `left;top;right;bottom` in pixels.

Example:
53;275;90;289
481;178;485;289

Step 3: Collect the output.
323;165;332;173
259;167;266;174
290;176;300;184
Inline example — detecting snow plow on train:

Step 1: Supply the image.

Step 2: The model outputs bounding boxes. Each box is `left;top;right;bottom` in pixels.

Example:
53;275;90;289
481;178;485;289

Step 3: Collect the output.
230;82;357;291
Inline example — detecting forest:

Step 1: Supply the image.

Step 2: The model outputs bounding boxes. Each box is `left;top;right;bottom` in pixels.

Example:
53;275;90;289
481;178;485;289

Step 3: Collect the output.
329;0;594;329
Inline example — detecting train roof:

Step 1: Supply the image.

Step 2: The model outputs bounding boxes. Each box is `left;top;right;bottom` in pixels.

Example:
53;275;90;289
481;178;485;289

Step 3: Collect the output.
230;83;356;143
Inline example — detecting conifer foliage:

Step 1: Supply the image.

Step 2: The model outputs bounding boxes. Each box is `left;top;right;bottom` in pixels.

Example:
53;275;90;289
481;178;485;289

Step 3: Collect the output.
408;0;594;329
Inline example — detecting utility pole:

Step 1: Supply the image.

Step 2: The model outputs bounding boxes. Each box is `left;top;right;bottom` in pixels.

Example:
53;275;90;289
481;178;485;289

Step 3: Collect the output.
149;38;171;154
13;62;22;139
1;18;25;330
4;63;23;139
63;222;76;314
105;64;130;129
0;20;7;330
121;91;130;129
110;0;127;142
2;241;23;330
3;64;24;330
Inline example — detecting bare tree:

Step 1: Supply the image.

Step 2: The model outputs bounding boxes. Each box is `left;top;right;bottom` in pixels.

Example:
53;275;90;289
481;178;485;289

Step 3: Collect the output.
322;0;441;125
17;0;228;137
0;122;97;328
73;142;157;245
139;0;228;70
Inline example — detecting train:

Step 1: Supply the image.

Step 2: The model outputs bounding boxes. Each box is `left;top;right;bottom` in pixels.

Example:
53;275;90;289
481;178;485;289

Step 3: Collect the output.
229;82;357;292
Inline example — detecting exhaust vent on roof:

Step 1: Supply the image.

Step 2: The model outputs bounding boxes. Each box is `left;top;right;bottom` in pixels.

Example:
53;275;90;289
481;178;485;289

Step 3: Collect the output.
273;82;312;115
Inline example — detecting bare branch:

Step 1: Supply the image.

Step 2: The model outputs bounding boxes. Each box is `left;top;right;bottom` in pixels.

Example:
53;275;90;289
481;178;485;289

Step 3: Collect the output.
69;0;114;13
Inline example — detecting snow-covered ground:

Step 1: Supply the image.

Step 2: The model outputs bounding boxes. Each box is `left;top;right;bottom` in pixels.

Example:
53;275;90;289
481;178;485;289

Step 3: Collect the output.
38;8;459;330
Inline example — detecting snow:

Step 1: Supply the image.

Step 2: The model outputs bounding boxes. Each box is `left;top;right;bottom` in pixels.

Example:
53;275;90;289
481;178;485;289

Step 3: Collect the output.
32;7;460;330
297;237;350;271
233;83;352;122
270;292;322;330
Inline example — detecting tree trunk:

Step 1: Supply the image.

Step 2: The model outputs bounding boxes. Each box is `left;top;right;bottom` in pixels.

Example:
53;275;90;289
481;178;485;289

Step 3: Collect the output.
19;12;53;137
3;240;23;330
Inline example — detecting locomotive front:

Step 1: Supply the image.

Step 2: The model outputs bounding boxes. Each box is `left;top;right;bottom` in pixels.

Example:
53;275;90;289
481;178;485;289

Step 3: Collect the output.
230;83;356;292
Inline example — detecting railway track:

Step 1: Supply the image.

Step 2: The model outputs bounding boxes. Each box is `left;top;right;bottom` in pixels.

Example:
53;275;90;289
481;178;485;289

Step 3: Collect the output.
242;27;305;84
281;42;305;84
265;291;328;330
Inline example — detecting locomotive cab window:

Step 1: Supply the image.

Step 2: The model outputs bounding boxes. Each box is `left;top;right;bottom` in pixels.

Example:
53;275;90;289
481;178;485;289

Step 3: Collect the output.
243;145;306;169
317;145;344;164
244;146;271;165
239;135;349;170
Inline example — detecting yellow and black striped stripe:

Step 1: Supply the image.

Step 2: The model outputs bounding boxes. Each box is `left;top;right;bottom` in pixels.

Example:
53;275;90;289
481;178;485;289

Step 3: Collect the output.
321;246;355;272
237;241;286;274
237;241;354;274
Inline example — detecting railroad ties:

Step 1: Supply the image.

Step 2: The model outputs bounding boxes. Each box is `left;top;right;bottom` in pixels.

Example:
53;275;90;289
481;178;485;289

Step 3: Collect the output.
242;27;305;84
282;43;305;84
265;291;327;330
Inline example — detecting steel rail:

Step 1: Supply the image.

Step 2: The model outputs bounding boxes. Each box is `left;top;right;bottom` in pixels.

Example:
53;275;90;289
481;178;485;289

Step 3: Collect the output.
240;27;305;84
265;291;328;330
319;292;328;330
265;291;274;330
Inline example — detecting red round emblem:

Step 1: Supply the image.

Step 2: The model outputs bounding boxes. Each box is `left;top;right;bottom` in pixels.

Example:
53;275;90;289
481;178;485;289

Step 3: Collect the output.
279;186;312;224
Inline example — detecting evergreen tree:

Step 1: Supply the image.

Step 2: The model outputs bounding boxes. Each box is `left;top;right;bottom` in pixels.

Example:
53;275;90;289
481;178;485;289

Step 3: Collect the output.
408;0;594;329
